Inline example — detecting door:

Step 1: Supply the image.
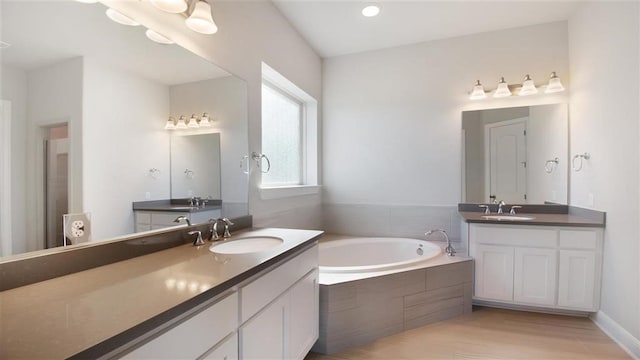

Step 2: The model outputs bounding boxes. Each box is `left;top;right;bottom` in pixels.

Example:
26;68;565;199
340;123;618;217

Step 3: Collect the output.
514;247;557;306
485;119;527;203
289;270;318;360
45;136;69;248
558;250;596;310
241;296;286;360
474;244;514;301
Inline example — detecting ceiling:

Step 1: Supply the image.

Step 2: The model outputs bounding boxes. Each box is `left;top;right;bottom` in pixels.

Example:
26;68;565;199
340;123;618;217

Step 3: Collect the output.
272;1;583;58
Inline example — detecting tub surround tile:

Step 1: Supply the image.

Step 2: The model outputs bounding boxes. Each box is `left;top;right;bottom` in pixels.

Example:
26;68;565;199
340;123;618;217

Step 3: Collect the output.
314;260;473;355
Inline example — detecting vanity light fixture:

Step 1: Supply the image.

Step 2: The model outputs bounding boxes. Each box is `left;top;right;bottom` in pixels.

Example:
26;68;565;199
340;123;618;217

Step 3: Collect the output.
145;29;174;45
199;112;212;127
150;0;188;14
544;71;565;94
493;77;512;98
187;114;200;128
518;74;538;96
362;4;381;17
175;115;188;129
106;8;140;26
469;80;487;100
185;0;218;34
164;116;177;130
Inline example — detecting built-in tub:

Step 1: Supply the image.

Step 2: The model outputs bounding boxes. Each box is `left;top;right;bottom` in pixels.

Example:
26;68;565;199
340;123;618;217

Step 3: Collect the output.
313;235;473;354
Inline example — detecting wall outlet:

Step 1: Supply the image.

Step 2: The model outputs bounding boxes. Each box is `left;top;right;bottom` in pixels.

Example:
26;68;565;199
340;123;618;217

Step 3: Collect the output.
63;212;91;245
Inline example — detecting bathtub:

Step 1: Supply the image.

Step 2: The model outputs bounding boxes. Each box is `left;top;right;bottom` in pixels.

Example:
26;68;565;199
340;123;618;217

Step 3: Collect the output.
319;236;441;273
313;235;472;354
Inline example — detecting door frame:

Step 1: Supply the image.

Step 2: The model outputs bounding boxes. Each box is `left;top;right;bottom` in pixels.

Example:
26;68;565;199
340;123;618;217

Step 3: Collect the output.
0;100;11;256
483;117;527;203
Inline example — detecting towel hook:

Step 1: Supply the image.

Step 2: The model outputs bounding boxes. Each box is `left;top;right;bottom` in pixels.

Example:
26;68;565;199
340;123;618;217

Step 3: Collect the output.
572;153;590;172
544;157;560;174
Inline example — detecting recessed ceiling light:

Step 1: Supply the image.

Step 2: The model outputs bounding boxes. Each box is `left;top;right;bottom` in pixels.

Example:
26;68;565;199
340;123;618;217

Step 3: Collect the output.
362;4;380;17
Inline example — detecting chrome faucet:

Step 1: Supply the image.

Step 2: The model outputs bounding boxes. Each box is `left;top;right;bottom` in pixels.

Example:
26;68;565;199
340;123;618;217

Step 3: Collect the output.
478;204;490;214
426;229;455;257
497;201;506;214
190;196;201;207
173;215;191;226
510;205;522;215
209;218;235;241
188;230;205;246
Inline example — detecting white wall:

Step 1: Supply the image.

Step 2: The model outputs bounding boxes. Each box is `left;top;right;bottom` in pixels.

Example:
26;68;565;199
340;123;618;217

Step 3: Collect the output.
323;22;569;239
103;0;324;230
568;1;640;354
26;58;83;251
83;59;171;240
169;76;249;216
1;66;27;254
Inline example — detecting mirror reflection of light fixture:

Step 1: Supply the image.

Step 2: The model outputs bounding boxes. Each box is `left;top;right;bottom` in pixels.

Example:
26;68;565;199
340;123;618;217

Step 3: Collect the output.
493;77;512;98
469;80;487;100
145;29;174;45
150;0;188;14
164;116;177;130
544;71;565;94
176;115;188;129
105;8;140;26
187;114;200;128
185;0;218;35
199;112;212;126
519;74;538;96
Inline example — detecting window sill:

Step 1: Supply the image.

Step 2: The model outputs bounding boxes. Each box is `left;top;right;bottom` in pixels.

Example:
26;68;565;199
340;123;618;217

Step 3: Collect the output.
259;185;322;200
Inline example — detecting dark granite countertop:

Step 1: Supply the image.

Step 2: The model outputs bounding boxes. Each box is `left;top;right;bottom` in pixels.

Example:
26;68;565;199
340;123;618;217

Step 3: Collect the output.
459;211;605;228
0;227;323;359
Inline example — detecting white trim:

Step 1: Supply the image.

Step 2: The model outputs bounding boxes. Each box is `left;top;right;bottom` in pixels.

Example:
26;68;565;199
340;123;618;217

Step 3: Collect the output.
591;310;640;359
259;185;321;200
0;100;12;256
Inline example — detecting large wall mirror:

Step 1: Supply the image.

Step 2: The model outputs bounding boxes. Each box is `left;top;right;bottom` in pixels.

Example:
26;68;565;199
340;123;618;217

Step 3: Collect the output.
0;1;249;258
462;104;568;205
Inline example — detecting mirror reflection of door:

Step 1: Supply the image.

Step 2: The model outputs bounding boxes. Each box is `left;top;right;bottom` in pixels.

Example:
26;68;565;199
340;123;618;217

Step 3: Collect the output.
1;100;12;257
485;118;527;203
44;125;69;249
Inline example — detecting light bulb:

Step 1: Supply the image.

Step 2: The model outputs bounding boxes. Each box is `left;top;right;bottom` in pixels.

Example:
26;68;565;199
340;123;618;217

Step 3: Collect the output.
469;80;487;100
519;74;538;96
199;112;211;126
545;72;565;93
187;114;199;128
150;0;187;13
176;116;188;129
164;117;176;130
362;5;380;17
493;77;512;98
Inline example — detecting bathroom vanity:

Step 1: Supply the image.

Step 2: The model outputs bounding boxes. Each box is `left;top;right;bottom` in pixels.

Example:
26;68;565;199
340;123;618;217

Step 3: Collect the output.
0;227;322;359
132;200;223;232
459;206;605;313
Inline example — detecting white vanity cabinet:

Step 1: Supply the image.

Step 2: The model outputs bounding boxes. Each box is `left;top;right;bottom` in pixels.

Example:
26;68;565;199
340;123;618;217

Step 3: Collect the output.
120;244;319;360
134;209;222;232
469;224;602;312
239;246;319;360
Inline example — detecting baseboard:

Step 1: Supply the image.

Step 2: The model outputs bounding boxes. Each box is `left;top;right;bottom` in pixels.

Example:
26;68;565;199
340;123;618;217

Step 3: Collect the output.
591;310;640;359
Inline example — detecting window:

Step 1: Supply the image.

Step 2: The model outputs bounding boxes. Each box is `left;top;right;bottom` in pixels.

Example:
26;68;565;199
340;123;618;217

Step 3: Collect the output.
262;82;303;185
260;63;319;198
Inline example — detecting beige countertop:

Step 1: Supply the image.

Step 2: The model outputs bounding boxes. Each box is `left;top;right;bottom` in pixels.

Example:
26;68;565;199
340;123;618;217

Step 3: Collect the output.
0;227;322;359
459;211;605;227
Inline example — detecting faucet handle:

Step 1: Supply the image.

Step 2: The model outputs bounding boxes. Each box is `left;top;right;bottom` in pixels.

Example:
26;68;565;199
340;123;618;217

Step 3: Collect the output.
510;205;522;215
222;218;234;238
478;204;490;214
188;230;205;246
209;218;221;241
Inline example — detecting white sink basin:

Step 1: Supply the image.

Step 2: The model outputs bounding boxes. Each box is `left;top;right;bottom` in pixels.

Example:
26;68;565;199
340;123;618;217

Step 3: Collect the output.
482;215;536;221
209;236;284;255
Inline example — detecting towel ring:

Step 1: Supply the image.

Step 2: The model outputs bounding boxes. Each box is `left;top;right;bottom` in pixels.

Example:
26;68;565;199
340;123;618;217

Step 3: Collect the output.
251;152;271;174
572;153;590;172
544;157;560;174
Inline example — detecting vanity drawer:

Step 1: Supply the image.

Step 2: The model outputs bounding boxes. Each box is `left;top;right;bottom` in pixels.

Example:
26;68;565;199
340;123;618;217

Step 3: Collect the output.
472;225;557;248
559;230;599;250
123;292;237;359
151;212;188;226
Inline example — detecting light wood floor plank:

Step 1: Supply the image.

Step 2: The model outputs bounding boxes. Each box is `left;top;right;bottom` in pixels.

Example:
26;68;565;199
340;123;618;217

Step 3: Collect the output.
306;307;630;360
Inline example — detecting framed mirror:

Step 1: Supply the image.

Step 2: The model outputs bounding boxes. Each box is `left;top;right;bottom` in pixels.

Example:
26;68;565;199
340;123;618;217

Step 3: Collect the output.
461;104;568;204
0;1;249;258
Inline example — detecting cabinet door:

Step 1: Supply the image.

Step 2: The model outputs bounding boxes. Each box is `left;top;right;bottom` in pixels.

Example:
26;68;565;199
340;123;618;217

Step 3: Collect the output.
558;250;596;310
202;333;238;360
240;296;286;360
474;244;514;301
288;270;318;360
514;248;557;306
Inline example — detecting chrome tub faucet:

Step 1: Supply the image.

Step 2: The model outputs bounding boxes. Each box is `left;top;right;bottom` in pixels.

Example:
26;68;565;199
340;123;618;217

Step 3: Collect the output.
426;229;455;257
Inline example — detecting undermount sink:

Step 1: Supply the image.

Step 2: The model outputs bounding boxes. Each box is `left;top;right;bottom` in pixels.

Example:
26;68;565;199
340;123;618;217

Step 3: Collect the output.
209;236;284;255
482;215;536;221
